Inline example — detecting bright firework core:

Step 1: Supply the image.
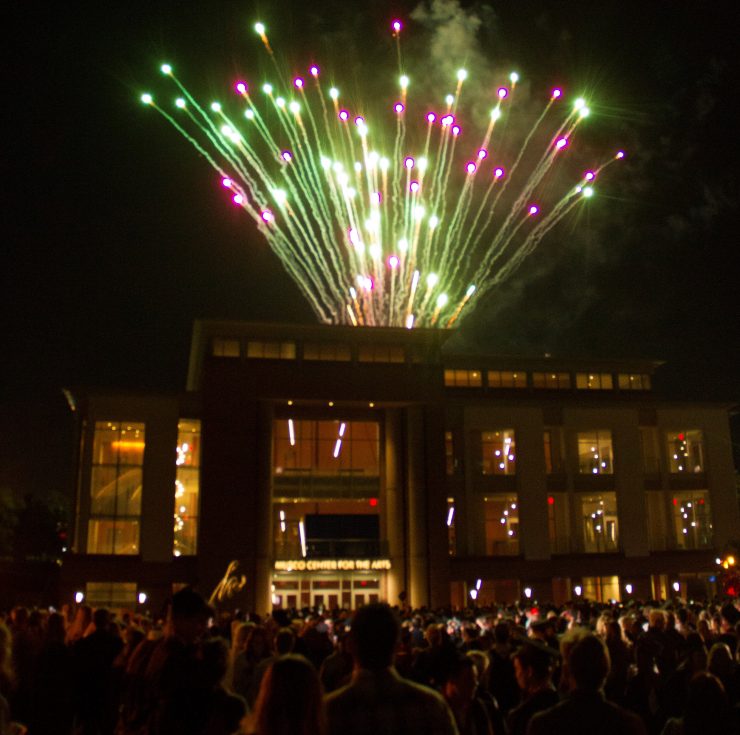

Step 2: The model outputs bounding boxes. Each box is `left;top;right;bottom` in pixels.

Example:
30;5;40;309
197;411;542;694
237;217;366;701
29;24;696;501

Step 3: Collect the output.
142;20;624;328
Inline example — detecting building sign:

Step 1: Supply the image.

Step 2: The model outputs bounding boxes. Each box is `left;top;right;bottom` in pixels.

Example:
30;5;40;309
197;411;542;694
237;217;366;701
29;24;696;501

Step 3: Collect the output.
274;559;392;572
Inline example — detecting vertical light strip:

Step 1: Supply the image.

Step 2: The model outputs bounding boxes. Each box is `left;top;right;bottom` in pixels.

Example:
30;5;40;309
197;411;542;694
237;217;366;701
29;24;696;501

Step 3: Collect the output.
299;520;307;558
447;506;455;527
288;418;295;446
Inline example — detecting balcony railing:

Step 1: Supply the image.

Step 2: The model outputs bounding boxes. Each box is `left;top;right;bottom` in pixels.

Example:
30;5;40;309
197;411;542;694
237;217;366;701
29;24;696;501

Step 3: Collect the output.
273;470;380;499
274;538;389;560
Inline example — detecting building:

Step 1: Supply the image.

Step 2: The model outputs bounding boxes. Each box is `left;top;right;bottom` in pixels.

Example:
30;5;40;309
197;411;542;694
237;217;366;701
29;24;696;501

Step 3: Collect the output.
60;320;739;613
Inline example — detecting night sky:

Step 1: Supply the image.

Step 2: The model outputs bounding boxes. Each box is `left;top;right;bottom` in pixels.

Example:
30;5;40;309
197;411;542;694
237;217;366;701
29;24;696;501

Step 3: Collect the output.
3;1;739;501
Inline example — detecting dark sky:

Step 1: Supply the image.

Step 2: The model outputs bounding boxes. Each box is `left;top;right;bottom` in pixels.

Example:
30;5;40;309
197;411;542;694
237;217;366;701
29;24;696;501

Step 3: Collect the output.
3;0;739;499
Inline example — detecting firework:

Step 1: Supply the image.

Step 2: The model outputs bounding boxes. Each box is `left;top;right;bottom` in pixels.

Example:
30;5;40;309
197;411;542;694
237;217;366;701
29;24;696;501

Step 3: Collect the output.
141;20;624;328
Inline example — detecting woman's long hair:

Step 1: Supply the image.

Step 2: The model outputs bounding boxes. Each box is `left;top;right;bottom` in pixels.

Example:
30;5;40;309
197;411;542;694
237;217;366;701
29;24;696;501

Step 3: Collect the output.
254;654;325;735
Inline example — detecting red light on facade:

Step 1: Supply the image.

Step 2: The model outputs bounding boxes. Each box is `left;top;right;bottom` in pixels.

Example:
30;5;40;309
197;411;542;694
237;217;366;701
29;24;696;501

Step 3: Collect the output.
698;499;704;504
369;497;378;507
678;433;685;441
547;496;555;505
360;580;368;587
672;498;678;505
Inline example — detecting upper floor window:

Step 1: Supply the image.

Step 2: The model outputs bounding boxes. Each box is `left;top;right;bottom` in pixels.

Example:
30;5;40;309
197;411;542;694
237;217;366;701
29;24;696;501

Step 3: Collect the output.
303;342;352;362
532;372;571;389
576;373;613;390
618;373;651;390
487;371;527;389
484;494;519;555
578;492;619;552
481;430;516;475
577;431;614;475
444;369;482;388
246;341;296;359
174;419;201;557
212;338;240;357
671;491;713;549
358;344;405;363
87;422;144;555
667;430;705;473
273;419;379;479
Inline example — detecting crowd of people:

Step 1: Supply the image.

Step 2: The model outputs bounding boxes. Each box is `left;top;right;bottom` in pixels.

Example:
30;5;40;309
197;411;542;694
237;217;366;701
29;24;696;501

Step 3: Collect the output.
1;590;739;734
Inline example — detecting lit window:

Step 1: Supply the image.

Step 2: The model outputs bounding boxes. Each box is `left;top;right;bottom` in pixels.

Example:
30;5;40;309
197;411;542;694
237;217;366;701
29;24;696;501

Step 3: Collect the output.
212;338;240;357
484;494;519;555
487;370;527;388
246;341;296;359
87;422;144;555
481;430;516;475
576;373;614;390
578;493;619;552
582;576;620;602
85;582;137;608
577;431;614;475
666;430;705;473
358;344;405;363
444;369;482;387
618;373;651;390
532;372;571;389
174;419;201;557
670;491;712;549
303;342;352;361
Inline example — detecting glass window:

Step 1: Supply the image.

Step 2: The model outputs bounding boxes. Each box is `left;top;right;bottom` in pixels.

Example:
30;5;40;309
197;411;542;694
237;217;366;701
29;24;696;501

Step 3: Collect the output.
85;582;137;608
246;341;296;359
576;373;614;390
671;491;713;549
578;493;619;552
582;576;620;603
445;431;455;476
484;494;519;555
618;374;651;390
481;430;516;475
646;491;668;551
303;342;352;362
273;499;380;559
487;371;527;388
212;338;240;357
548;493;571;553
640;428;660;474
532;372;571;389
447;498;456;556
174;419;201;557
358;344;405;363
88;422;144;555
444;369;482;387
274;420;379;479
577;431;614;475
666;430;705;473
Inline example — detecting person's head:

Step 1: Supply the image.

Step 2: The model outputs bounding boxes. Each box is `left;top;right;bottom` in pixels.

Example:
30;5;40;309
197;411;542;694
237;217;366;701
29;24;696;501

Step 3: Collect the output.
349;603;400;670
443;655;478;703
254;654;325;735
513;643;554;693
707;642;733;679
683;633;708;672
493;621;510;645
274;627;295;655
46;611;67;644
170;587;212;642
466;650;489;686
648;609;665;631
246;625;271;659
682;673;730;735
93;607;111;631
568;634;610;693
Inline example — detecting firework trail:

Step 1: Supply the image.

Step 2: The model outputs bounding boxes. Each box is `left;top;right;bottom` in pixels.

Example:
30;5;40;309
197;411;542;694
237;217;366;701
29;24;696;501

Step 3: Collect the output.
142;20;624;328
